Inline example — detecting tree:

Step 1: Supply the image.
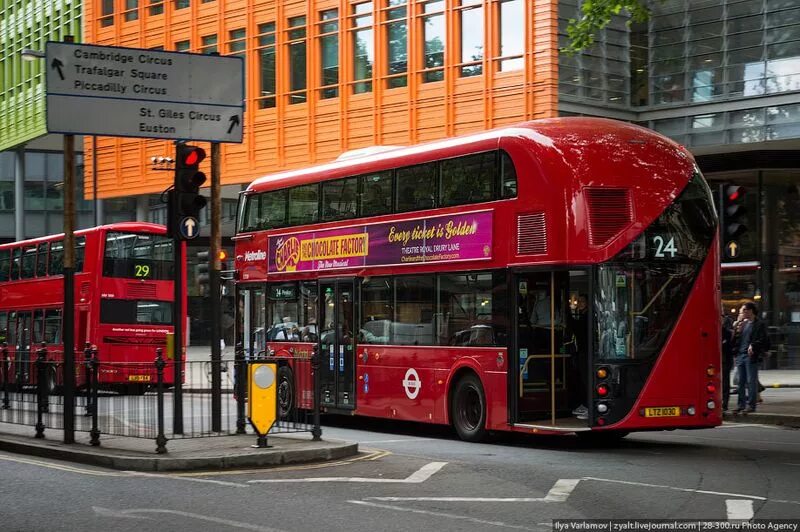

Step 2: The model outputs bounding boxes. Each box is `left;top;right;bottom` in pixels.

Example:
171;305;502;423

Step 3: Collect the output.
563;0;654;55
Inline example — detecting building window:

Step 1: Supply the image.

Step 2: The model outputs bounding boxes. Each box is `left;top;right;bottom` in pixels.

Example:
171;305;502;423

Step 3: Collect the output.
458;0;483;77
257;22;276;109
200;34;218;54
175;0;189;10
100;0;114;27
149;0;164;16
124;0;139;22
318;9;339;99
497;0;523;72
287;16;308;104
421;0;445;82
228;28;246;56
351;2;374;94
175;40;190;52
385;0;408;88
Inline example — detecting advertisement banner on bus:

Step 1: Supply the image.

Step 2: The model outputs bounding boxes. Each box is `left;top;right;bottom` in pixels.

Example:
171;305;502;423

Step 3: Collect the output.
268;211;493;273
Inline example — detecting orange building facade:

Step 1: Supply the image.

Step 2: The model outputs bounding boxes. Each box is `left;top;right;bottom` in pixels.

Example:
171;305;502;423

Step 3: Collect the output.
85;0;558;198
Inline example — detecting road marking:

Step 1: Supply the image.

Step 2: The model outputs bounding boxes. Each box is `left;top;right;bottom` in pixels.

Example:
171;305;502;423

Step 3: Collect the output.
358;438;433;444
582;477;767;500
248;461;447;484
348;500;542;531
125;471;248;488
544;479;580;502
366;479;580;504
93;507;285;531
726;499;754;520
0;452;126;477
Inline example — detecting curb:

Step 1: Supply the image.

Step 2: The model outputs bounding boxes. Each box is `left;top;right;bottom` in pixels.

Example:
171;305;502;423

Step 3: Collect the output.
0;437;359;472
723;412;800;429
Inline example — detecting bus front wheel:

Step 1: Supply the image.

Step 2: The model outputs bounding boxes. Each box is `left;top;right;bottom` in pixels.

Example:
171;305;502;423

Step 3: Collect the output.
277;366;295;420
451;373;487;442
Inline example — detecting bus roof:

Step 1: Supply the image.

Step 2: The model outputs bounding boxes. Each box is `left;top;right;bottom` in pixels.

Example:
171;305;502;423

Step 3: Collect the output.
0;222;167;249
244;117;684;194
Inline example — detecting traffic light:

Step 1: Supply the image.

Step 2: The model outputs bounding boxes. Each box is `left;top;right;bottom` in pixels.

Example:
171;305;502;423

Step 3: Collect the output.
723;185;748;240
218;249;230;271
174;144;207;225
196;250;210;296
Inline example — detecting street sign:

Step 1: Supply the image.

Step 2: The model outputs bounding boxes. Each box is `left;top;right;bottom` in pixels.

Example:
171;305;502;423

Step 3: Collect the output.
45;41;244;143
726;240;740;259
179;216;199;240
248;363;277;437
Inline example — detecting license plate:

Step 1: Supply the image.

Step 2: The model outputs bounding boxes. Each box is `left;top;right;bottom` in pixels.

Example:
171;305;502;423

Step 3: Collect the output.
128;375;152;382
644;406;680;417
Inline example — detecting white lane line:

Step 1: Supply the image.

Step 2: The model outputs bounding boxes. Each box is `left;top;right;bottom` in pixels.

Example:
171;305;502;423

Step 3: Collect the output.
582;477;767;501
347;500;542;531
365;479;580;504
125;471;248;488
248;461;447;484
726;499;754;520
544;479;581;502
93;507;285;531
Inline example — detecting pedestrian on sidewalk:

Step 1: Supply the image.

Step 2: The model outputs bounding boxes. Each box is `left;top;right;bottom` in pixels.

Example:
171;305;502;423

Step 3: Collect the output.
733;302;770;414
721;313;734;412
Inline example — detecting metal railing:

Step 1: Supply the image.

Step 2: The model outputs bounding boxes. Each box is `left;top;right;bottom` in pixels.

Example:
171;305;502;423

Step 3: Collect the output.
0;342;322;453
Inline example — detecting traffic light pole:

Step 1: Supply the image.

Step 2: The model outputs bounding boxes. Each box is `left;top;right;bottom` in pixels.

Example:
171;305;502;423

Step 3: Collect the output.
173;232;184;435
62;132;76;444
210;142;222;432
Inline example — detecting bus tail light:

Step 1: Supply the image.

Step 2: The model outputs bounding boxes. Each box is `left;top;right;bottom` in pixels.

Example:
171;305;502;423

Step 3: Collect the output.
596;417;607;426
706;383;716;394
596;384;609;397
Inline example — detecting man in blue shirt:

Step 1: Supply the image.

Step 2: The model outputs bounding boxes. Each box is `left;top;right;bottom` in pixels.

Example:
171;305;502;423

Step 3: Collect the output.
733;302;769;414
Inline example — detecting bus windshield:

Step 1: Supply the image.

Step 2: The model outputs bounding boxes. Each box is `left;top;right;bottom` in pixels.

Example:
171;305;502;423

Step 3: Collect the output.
100;299;173;325
103;232;174;280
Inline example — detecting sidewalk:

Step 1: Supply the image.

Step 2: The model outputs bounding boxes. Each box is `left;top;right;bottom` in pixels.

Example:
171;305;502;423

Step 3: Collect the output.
0;422;358;472
722;369;800;428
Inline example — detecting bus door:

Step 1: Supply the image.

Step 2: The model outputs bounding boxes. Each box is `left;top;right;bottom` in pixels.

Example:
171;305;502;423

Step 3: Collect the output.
15;311;33;385
236;284;266;359
319;279;356;410
514;270;590;427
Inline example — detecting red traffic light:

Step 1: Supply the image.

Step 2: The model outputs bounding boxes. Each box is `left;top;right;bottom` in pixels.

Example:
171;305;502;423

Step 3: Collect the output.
181;146;206;167
726;185;745;202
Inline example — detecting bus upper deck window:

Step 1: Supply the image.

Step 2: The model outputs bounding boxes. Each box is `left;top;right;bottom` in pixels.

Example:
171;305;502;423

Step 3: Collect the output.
501;151;517;198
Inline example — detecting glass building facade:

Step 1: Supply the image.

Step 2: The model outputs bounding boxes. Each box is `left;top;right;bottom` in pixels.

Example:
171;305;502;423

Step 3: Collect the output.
559;0;800;368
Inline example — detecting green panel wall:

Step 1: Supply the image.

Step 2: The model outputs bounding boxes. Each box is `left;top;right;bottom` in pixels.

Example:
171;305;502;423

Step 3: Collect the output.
0;0;81;152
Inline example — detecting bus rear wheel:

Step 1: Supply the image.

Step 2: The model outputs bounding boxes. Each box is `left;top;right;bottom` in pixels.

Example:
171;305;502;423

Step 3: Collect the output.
451;373;487;442
277;366;294;420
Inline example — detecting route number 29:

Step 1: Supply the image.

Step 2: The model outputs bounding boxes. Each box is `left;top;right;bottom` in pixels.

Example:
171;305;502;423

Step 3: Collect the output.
134;264;151;278
652;236;677;258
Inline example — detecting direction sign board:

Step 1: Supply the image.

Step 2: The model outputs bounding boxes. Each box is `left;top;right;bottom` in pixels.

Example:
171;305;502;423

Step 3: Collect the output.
45;42;244;143
179;217;199;240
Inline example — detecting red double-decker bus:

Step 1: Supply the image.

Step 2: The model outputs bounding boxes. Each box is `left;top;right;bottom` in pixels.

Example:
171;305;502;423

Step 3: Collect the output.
0;222;182;394
233;118;721;441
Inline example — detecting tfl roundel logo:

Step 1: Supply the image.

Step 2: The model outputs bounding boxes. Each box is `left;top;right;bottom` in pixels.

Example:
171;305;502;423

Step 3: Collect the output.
403;368;421;400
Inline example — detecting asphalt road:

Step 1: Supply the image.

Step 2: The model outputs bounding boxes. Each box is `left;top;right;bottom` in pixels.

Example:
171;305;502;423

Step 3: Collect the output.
1;417;799;532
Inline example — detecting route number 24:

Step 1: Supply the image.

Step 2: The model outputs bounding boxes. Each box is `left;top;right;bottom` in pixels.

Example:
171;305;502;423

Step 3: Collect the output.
652;236;677;258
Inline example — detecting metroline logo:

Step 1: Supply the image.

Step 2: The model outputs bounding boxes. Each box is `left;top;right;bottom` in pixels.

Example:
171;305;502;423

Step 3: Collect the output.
244;250;267;262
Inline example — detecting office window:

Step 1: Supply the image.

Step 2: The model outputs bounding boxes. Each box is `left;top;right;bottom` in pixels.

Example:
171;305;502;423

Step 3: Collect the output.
458;0;483;77
124;0;139;21
351;3;374;94
257;22;277;109
359;171;393;217
385;0;408;88
200;34;218;54
397;163;437;212
175;0;189;9
175;40;190;52
287;16;308;104
228;29;246;56
100;0;114;27
149;0;164;16
319;9;339;99
421;0;445;82
288;184;318;225
322;177;358;221
497;0;523;71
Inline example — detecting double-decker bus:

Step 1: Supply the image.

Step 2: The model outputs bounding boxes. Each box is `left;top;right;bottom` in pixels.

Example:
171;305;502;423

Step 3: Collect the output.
0;222;182;394
233;118;720;441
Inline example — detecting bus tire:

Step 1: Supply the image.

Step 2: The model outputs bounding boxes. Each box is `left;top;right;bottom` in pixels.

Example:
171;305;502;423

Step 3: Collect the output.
451;373;487;442
277;366;295;420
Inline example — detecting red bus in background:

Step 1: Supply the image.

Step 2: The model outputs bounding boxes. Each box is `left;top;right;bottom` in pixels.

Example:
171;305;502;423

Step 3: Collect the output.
233;118;721;442
0;222;183;394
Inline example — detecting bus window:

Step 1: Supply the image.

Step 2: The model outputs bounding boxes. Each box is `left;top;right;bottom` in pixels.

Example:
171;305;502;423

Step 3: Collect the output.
32;310;45;344
358;171;392;217
21;246;37;279
36;243;48;277
394;275;436;345
360;277;392;344
321;176;358;221
76;236;86;273
7;312;17;345
0;249;9;281
49;241;64;276
100;300;173;325
103;232;174;280
288;184;319;226
0;311;7;344
11;248;22;280
44;309;62;344
500;151;518;198
439;271;508;347
259;189;288;229
396;162;437;212
440;152;495;207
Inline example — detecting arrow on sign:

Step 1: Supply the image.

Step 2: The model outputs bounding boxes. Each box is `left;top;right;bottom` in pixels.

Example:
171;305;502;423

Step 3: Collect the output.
51;58;65;81
184;218;196;237
227;115;240;134
727;241;739;258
